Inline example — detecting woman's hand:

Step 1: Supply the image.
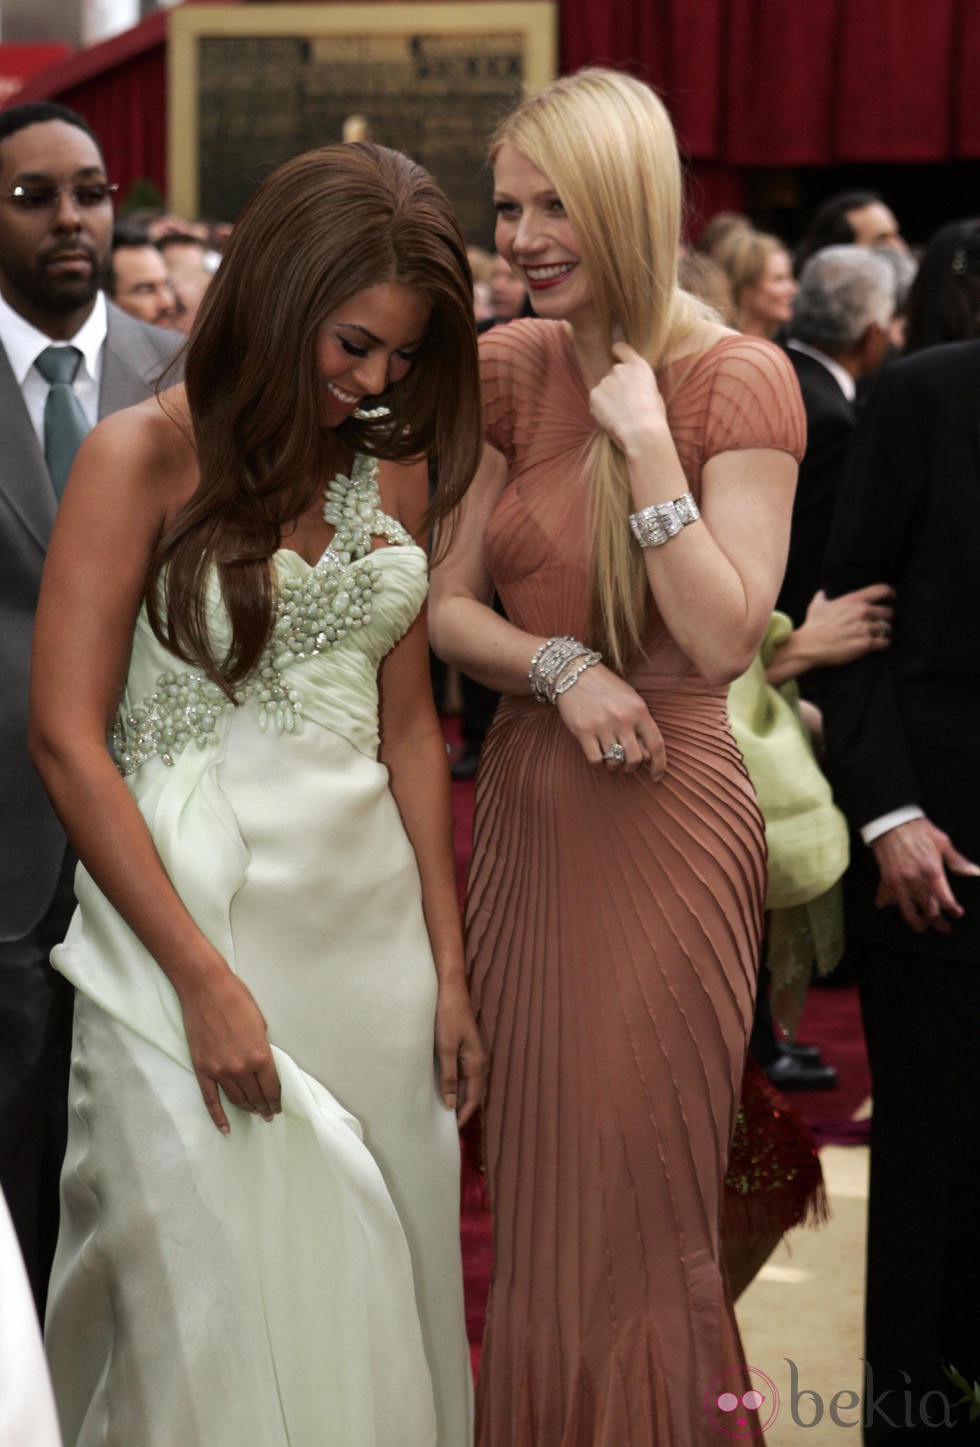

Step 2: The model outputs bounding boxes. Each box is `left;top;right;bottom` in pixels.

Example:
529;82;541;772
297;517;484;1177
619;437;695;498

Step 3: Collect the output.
796;585;895;666
588;342;668;455
556;663;667;779
178;967;282;1134
434;975;487;1127
765;584;895;686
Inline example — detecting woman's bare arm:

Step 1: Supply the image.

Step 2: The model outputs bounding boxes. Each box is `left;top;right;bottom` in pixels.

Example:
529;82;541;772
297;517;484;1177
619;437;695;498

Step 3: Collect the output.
29;402;281;1132
590;342;798;686
379;461;486;1124
428;441;544;694
429;443;667;777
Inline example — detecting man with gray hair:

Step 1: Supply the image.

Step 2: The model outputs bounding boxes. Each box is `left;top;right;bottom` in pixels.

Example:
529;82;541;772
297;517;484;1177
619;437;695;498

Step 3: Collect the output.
778;245;896;625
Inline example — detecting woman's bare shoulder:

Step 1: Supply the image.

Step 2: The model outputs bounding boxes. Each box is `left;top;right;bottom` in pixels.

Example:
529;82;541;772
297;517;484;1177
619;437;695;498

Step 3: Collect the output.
78;385;198;510
90;384;191;462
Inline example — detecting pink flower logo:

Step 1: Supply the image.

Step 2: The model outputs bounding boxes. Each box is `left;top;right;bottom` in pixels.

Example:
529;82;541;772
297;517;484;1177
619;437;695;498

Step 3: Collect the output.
705;1366;780;1438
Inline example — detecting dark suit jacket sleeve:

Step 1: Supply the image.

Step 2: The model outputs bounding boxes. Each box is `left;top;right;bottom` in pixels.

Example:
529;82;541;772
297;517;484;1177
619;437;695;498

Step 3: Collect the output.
818;363;927;829
778;386;855;622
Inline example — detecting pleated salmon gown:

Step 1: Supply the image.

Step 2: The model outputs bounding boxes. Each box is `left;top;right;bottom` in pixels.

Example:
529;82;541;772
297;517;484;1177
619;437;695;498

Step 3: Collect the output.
466;321;805;1446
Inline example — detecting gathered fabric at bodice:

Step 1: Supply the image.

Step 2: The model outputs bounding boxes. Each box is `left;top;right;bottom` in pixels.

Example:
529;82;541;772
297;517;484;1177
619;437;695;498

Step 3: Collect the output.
113;454;427;775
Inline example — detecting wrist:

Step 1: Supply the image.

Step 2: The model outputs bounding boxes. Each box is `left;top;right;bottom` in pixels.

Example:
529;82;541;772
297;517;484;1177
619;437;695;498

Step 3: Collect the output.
434;961;468;991
528;636;601;704
428;934;466;983
629;493;700;550
861;807;925;847
765;631;810;684
166;941;230;1000
621;421;673;463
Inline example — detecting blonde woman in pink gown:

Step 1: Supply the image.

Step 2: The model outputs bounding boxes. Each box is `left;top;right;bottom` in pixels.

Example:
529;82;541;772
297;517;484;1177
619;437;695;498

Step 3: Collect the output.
430;70;804;1445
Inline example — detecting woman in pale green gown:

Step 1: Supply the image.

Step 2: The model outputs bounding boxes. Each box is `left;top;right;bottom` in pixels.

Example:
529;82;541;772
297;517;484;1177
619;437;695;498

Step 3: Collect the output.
30;144;485;1447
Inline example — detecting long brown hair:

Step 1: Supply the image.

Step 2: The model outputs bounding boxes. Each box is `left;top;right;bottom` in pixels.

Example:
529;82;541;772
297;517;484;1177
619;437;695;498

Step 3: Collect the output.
147;143;480;691
490;70;712;673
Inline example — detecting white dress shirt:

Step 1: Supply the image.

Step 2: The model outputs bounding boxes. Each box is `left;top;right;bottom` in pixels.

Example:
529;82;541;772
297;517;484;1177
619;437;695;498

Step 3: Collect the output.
0;288;107;447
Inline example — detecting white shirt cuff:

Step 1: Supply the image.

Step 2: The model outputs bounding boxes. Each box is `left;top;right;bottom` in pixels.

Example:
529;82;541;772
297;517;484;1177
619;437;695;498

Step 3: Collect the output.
860;806;925;846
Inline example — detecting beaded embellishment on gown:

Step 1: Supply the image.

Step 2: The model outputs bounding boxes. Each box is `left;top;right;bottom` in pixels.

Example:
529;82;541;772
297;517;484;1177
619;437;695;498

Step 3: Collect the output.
112;454;414;774
45;455;473;1447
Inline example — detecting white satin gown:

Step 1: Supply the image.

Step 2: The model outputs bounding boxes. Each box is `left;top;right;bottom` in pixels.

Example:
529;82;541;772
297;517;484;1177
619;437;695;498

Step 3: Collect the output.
44;457;472;1446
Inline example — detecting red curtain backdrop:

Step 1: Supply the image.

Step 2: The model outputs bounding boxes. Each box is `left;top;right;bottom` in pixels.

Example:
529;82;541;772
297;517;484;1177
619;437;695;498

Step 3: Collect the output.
57;47;169;198
8;0;980;209
561;0;980;164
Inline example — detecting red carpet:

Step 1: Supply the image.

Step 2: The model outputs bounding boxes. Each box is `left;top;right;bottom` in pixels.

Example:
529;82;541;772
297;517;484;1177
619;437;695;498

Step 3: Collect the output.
445;719;872;1368
793;984;871;1147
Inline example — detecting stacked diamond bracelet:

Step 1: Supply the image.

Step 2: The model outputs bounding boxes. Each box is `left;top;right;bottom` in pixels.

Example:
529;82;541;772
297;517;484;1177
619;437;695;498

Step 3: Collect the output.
528;636;602;705
629;492;700;549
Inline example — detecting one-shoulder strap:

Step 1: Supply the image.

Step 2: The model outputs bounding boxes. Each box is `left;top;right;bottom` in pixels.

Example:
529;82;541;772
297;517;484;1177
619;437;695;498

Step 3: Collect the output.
324;454;413;560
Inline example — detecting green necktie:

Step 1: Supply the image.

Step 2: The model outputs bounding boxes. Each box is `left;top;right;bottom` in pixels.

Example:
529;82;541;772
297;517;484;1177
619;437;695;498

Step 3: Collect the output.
34;345;91;496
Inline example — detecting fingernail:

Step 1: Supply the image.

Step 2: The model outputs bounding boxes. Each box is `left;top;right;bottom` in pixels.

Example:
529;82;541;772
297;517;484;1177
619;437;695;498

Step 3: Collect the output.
444;1094;457;1109
220;1124;230;1136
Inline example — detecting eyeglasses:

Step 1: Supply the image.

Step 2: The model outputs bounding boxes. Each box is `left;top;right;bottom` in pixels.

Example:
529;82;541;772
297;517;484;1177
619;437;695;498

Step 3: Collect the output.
3;182;119;211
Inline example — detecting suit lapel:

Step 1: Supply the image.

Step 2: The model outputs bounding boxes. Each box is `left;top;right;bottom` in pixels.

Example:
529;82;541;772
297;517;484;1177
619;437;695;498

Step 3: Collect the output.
1;307;178;556
99;303;177;418
0;339;57;553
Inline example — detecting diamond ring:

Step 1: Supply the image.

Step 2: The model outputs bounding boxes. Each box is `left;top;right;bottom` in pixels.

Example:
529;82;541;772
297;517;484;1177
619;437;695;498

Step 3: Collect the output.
603;743;627;765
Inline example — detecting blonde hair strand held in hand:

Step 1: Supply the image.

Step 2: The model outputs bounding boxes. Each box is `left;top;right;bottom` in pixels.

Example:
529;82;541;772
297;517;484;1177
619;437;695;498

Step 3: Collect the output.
492;69;711;671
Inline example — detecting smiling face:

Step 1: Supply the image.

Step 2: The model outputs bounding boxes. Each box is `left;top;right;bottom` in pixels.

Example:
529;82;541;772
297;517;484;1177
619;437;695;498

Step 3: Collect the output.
315;281;430;427
0;119;112;338
739;248;797;336
492;144;594;327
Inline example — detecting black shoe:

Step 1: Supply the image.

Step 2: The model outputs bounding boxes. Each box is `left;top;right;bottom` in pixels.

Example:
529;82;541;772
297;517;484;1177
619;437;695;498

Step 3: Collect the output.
450;749;481;781
781;1040;824;1065
762;1049;838;1092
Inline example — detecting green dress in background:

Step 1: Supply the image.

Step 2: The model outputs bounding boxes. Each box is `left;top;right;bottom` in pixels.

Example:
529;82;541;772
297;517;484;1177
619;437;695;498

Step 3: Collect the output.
727;610;849;1035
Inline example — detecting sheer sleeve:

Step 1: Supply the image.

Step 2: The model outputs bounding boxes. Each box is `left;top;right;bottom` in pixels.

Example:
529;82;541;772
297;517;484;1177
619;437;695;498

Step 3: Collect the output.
701;337;806;463
479;327;518;463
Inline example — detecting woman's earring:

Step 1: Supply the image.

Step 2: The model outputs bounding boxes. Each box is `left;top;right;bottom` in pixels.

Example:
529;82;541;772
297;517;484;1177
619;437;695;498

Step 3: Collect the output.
352;403;391;420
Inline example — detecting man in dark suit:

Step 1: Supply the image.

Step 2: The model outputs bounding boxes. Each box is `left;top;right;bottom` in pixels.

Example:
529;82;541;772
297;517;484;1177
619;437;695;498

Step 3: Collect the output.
779;245;895;627
0;101;181;1311
794;189;909;276
820;340;980;1442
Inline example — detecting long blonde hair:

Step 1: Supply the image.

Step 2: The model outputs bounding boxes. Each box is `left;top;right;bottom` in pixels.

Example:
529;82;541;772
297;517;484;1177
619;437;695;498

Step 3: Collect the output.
491;69;709;671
